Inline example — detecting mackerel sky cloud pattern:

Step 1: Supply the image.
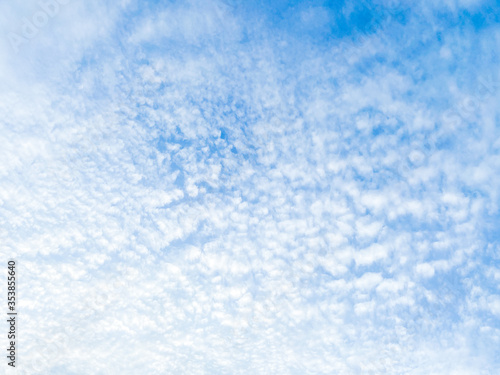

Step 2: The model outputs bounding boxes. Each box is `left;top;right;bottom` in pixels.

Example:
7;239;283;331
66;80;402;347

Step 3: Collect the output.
0;0;499;374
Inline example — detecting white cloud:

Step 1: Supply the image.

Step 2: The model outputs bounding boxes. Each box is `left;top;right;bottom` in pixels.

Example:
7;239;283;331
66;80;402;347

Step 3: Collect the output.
0;0;499;373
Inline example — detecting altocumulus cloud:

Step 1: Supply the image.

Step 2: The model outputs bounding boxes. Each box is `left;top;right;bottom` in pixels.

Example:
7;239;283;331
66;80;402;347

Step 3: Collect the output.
0;0;499;374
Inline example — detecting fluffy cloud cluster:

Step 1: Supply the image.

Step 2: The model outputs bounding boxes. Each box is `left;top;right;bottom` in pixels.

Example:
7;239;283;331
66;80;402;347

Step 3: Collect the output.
0;0;499;374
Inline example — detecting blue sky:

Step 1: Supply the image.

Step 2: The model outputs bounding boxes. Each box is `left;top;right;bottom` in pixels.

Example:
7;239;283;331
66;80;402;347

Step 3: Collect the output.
0;0;499;374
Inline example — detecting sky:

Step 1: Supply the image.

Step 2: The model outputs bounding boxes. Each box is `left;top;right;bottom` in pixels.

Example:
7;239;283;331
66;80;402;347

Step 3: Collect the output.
0;0;499;374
